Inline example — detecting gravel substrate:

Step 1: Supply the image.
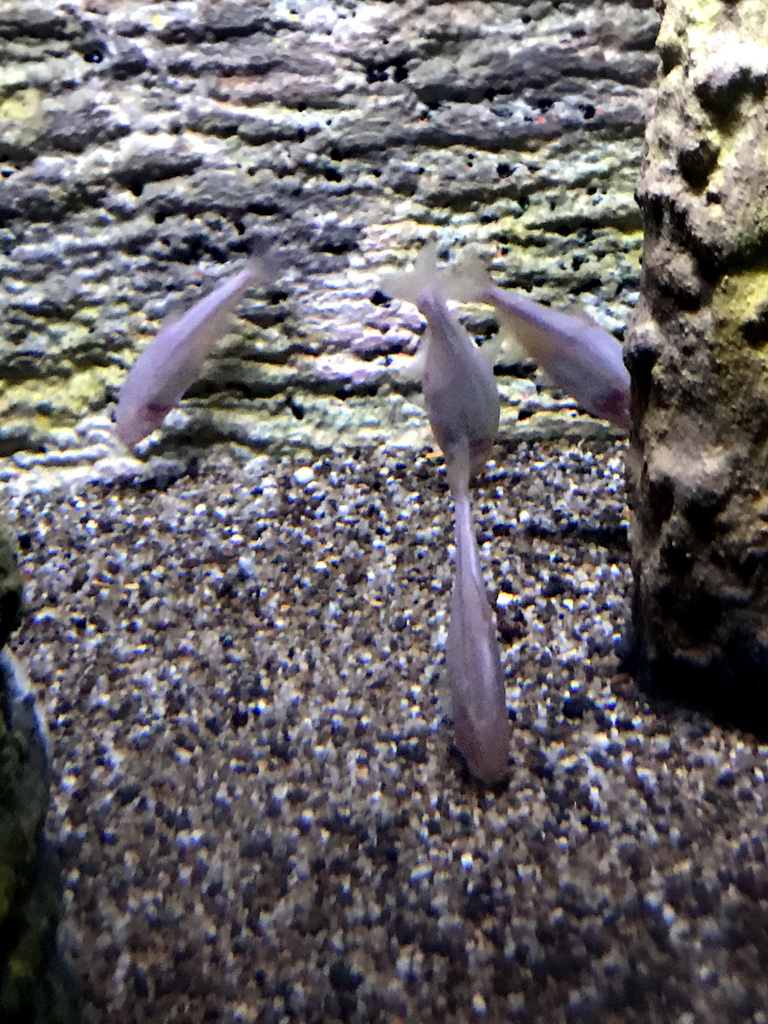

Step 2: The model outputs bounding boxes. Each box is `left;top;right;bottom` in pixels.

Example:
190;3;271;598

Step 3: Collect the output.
3;439;768;1024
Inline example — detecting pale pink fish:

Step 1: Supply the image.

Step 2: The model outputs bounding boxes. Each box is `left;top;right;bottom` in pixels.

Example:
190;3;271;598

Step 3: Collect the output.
381;242;500;475
115;260;270;447
444;441;510;784
383;244;508;782
444;252;631;429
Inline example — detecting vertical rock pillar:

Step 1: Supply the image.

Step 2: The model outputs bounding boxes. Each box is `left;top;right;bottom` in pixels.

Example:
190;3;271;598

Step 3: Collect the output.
626;0;768;721
0;528;79;1023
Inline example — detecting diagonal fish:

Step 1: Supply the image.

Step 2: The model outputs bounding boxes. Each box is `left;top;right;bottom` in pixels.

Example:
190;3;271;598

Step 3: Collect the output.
115;258;273;447
444;251;631;429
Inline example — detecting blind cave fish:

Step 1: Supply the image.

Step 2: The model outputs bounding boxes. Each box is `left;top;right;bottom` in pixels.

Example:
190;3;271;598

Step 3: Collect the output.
381;242;500;475
444;252;631;429
115;259;271;447
382;243;508;783
444;440;510;784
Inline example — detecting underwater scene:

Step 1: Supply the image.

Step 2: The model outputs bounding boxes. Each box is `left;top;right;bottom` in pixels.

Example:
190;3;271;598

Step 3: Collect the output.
2;1;768;1022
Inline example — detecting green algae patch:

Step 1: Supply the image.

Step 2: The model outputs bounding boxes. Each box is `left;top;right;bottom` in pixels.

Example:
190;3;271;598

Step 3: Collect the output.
706;269;768;442
0;87;46;159
65;364;118;410
713;268;768;353
0;365;118;426
0;87;43;124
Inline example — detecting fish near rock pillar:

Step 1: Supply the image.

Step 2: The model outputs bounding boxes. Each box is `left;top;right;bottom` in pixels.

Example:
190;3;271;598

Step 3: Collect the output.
625;0;768;725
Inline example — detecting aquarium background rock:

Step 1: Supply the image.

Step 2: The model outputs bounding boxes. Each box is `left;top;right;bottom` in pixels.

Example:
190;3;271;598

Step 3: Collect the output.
0;0;657;473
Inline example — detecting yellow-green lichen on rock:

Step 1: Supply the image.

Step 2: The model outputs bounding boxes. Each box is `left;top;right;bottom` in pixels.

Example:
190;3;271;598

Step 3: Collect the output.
712;267;768;363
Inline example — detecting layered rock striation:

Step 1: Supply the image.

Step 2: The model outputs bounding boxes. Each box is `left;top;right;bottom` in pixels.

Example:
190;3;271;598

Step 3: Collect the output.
0;0;658;468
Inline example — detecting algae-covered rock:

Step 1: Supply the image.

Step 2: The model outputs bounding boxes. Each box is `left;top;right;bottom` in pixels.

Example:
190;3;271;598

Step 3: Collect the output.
627;0;768;723
0;527;21;647
0;533;79;1021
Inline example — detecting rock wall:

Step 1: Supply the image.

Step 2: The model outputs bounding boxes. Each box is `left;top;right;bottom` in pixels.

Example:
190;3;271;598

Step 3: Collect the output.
0;0;658;472
626;0;768;723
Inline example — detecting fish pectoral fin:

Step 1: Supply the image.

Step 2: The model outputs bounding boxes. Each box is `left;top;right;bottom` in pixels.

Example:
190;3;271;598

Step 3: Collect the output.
479;331;502;368
494;314;537;366
403;329;429;382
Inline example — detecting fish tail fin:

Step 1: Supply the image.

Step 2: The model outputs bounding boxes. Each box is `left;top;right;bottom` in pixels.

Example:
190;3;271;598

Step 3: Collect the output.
442;249;494;304
244;239;281;288
244;257;273;288
380;239;443;305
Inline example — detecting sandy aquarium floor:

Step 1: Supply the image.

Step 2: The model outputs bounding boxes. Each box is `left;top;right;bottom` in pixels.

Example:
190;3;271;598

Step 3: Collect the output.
3;438;768;1024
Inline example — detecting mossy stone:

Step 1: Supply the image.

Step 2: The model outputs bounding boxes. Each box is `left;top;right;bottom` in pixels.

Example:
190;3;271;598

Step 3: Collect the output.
0;529;21;648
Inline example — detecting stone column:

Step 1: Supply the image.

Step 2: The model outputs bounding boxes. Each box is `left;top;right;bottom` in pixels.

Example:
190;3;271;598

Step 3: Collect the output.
0;529;79;1023
626;0;768;721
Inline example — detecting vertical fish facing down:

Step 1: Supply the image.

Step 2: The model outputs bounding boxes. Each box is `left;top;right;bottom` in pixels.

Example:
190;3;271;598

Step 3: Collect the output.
383;243;508;781
381;243;500;475
444;443;510;784
115;260;271;447
444;252;631;429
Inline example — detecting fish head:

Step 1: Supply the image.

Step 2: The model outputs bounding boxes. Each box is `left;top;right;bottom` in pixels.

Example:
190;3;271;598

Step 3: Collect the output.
452;700;511;785
115;400;172;448
592;386;631;430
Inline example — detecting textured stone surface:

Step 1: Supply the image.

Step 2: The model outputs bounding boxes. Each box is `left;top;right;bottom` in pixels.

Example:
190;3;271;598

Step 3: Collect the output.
0;0;658;471
0;523;76;1021
625;0;768;723
0;648;80;1023
0;526;21;646
3;442;768;1023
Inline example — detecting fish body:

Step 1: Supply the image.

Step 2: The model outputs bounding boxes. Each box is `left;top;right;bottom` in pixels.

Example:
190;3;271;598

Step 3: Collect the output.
445;253;631;429
384;245;507;781
444;445;510;784
381;244;500;474
115;261;267;447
